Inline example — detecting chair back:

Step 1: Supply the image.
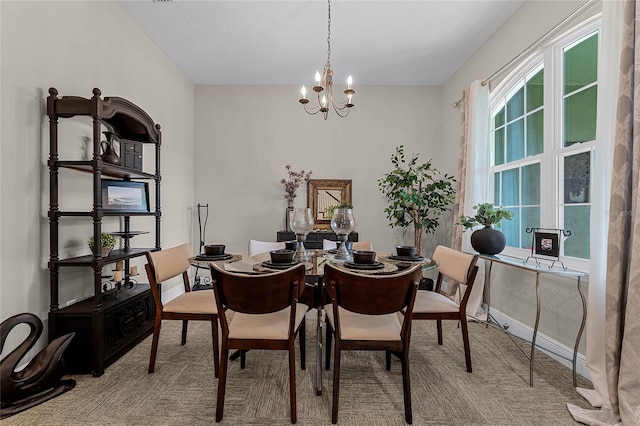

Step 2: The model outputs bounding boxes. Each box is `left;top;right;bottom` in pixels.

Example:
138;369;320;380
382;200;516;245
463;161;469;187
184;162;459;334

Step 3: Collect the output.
144;243;194;308
352;240;373;251
324;263;421;316
210;262;305;315
432;245;479;306
248;240;285;257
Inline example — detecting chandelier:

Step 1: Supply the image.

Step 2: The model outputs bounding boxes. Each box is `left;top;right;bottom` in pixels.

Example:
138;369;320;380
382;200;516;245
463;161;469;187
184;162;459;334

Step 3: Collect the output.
298;0;354;119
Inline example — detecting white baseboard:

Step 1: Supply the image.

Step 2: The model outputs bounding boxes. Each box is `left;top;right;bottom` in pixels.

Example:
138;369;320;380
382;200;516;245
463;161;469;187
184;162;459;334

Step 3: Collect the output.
481;304;588;380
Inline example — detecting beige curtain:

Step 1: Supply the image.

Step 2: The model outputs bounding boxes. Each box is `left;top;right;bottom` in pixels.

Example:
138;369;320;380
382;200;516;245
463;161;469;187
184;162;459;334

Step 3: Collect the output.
570;1;640;424
604;0;640;422
451;89;468;253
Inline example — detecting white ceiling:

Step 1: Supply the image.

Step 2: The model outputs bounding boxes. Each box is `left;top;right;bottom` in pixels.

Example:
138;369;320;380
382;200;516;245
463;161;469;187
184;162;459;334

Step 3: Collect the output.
116;0;524;86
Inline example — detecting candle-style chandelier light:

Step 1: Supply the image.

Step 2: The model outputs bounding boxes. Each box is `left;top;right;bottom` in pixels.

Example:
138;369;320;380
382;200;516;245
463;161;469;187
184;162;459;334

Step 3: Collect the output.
298;0;354;120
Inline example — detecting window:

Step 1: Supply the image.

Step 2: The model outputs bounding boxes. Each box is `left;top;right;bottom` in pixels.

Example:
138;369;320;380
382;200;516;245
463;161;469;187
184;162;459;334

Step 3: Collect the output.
489;20;599;268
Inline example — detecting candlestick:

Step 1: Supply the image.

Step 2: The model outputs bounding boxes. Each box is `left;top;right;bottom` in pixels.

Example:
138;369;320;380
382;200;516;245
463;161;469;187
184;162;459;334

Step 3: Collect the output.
130;265;138;276
115;260;124;271
113;270;123;282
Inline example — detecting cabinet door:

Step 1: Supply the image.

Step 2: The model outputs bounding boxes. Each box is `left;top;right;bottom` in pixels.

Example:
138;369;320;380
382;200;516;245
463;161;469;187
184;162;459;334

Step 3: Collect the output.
121;140;143;171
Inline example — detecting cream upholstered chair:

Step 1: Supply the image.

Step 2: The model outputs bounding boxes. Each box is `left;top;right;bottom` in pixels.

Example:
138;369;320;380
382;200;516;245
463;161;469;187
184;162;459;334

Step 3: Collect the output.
209;262;308;423
322;239;373;251
411;245;479;372
323;263;422;424
248;239;285;258
144;244;219;376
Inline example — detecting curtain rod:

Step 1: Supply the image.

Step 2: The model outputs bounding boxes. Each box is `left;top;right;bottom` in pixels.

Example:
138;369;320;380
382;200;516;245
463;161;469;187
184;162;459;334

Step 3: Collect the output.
481;0;594;86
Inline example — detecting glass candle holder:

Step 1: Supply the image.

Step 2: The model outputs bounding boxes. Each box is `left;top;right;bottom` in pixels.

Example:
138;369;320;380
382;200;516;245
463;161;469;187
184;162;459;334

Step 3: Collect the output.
290;207;314;262
331;208;355;261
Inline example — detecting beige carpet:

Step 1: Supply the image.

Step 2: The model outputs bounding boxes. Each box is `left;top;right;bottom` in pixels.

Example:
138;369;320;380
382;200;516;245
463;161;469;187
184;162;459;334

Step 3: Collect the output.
2;315;593;425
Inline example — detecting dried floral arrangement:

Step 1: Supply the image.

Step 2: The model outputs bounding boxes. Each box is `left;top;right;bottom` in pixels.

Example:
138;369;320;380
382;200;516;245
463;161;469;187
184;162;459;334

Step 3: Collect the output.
281;165;312;208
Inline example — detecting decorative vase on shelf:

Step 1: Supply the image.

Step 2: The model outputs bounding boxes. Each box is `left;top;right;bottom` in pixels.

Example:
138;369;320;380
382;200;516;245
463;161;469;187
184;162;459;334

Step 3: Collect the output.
101;131;121;165
330;208;355;261
470;226;506;255
290;207;314;262
285;206;294;232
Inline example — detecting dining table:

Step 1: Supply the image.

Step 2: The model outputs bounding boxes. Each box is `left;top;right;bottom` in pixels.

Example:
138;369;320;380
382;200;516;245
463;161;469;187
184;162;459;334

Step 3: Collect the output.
190;249;435;396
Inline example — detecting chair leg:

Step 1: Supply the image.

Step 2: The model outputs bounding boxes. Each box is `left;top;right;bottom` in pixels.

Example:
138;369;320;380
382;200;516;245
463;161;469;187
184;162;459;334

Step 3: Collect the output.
181;320;188;345
289;342;298;424
436;319;443;345
215;344;229;422
401;348;413;424
211;318;219;378
460;316;472;373
331;343;341;424
299;317;306;370
325;324;332;370
148;317;162;374
385;350;391;370
240;350;246;369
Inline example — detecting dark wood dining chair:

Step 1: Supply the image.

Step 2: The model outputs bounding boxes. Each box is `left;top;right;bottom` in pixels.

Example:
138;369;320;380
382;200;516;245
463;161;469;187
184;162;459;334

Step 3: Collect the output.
144;244;219;376
323;262;422;424
209;262;308;424
411;245;479;372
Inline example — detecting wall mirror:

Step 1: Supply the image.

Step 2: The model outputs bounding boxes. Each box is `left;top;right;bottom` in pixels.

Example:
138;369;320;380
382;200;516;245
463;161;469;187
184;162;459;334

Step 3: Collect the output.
307;179;352;228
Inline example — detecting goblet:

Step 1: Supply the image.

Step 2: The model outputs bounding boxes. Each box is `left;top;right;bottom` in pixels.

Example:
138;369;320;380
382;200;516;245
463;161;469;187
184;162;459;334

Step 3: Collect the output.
331;208;355;261
290;207;314;262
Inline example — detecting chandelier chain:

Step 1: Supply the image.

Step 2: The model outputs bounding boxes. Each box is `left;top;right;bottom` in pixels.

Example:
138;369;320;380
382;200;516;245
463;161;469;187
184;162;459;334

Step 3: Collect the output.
326;0;332;69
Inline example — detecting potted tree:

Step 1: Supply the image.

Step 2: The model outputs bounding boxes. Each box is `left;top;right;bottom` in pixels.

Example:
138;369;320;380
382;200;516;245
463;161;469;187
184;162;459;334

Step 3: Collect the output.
88;232;117;257
378;145;456;256
458;203;514;255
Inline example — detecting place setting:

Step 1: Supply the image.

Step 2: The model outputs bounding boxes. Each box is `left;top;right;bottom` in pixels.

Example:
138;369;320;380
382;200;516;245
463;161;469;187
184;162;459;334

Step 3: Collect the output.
336;250;399;274
253;249;312;273
383;245;434;266
193;244;240;262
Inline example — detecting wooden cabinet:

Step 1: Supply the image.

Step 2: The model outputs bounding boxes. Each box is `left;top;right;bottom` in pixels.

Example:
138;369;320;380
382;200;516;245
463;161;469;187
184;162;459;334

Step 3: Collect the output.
46;87;161;376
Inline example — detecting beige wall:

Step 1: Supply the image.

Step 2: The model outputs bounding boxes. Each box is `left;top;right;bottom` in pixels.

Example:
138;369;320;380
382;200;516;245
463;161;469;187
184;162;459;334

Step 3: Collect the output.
193;85;447;255
0;0;195;353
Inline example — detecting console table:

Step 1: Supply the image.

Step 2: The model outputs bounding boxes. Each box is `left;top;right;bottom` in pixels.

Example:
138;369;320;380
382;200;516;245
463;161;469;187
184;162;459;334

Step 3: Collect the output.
478;253;586;387
276;231;358;250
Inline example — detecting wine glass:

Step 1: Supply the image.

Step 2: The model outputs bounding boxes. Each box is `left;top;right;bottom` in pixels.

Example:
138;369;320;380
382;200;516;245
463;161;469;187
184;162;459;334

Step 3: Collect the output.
331;208;355;261
290;207;314;262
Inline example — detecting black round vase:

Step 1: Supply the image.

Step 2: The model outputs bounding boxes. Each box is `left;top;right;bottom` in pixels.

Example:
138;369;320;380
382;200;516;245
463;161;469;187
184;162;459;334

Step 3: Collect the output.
471;226;506;255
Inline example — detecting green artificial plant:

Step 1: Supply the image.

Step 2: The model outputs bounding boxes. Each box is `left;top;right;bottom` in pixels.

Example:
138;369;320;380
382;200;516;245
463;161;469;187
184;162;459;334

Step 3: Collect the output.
457;203;514;230
324;201;354;220
88;232;117;250
378;145;456;256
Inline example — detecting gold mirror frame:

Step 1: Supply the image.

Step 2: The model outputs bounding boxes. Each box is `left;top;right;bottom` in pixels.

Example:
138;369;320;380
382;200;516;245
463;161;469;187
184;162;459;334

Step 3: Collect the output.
307;179;352;228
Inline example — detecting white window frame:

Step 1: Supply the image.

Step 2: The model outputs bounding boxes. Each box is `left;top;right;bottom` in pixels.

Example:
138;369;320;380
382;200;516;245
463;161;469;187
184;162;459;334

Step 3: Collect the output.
488;18;600;272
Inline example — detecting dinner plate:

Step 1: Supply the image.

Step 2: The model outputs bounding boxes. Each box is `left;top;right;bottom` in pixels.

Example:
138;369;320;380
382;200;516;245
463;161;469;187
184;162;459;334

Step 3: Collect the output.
387;255;425;262
195;253;233;261
344;261;385;270
262;260;299;270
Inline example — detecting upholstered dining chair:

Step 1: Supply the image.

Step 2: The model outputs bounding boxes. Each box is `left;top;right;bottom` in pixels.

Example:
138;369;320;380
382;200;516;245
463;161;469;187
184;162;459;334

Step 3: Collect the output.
209;262;309;423
411;245;479;372
144;244;219;376
248;239;285;258
323;263;422;424
322;239;374;251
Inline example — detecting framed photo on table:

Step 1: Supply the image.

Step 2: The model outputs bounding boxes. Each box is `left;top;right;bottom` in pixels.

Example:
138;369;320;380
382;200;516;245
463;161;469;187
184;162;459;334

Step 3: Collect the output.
307;179;352;228
525;227;571;269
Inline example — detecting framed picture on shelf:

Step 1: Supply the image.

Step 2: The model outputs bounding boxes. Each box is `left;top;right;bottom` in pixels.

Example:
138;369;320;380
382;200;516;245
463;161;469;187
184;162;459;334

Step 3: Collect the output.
101;179;149;213
525;227;570;269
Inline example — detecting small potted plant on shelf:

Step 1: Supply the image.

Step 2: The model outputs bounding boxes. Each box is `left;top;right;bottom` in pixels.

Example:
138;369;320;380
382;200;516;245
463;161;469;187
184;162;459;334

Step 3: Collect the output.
88;232;117;257
458;203;514;255
324;201;353;221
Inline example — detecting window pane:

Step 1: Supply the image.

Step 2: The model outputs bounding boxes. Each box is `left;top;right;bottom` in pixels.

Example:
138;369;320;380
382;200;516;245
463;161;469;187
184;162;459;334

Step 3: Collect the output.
564;205;590;259
564;86;597;146
526;69;544;111
494;107;505;128
507;87;524;121
564;151;591;203
494;173;501;205
502;207;520;247
521;163;540;205
494;127;505;166
506;118;524;162
521;207;540;250
564;32;598;95
526;110;544;156
501;168;519;205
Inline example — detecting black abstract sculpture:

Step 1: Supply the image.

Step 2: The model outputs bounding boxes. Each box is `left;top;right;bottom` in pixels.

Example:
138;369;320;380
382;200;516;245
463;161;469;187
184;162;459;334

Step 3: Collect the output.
1;313;76;418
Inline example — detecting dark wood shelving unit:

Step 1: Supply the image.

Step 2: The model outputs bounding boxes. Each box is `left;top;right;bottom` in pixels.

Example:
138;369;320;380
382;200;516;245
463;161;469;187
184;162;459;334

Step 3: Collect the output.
47;87;162;376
